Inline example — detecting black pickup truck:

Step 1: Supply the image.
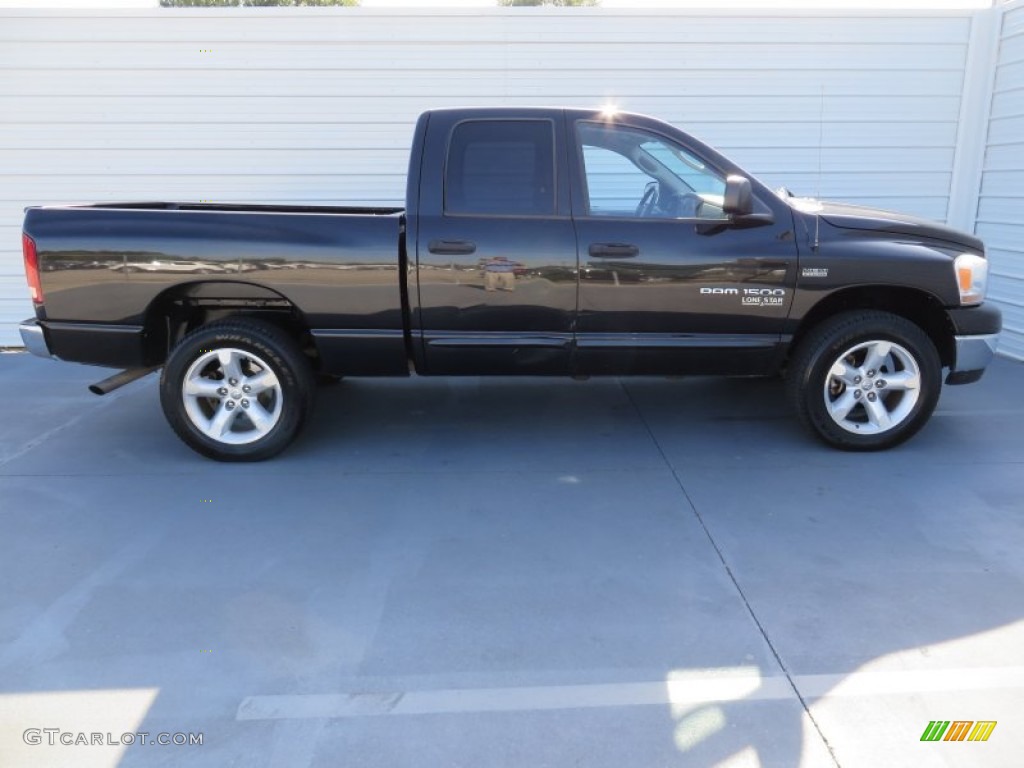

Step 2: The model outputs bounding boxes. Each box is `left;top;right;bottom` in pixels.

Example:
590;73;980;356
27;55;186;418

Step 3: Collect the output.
19;107;1001;460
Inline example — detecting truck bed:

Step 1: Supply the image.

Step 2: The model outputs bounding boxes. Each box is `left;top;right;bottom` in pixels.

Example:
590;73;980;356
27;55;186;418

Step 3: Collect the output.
24;202;410;375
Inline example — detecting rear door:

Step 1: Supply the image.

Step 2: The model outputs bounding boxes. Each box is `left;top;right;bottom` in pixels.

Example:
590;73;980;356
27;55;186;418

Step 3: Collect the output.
412;110;577;375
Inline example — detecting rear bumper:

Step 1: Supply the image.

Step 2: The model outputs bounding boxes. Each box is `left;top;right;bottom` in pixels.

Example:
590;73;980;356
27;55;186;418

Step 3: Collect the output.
945;304;1002;384
19;318;146;368
19;319;55;359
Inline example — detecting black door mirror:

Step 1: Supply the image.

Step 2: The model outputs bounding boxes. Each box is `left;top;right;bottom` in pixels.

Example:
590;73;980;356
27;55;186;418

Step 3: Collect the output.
723;175;753;216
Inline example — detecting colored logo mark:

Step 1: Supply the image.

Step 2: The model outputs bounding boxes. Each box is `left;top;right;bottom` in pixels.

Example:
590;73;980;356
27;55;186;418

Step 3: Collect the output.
920;720;997;742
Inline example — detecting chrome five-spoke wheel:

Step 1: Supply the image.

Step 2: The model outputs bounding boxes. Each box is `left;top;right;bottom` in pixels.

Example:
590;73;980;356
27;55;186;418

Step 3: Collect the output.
183;347;283;445
824;340;921;435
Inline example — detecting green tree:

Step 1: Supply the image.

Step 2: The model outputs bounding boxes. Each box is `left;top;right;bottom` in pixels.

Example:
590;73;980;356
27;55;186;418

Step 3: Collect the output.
498;0;599;5
161;0;359;7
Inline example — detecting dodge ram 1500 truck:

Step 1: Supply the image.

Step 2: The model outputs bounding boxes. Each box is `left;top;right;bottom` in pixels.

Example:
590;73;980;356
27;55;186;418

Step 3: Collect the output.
19;107;1001;460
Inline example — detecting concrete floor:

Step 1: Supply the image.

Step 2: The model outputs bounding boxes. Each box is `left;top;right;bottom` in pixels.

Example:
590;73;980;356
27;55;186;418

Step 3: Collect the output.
0;352;1022;768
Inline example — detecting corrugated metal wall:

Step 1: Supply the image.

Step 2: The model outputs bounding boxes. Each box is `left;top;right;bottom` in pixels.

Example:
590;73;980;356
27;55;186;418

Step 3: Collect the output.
0;6;1007;349
979;0;1024;361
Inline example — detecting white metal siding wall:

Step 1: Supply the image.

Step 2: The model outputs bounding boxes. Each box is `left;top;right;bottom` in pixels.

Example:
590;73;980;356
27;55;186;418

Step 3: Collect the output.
978;1;1024;361
0;8;978;346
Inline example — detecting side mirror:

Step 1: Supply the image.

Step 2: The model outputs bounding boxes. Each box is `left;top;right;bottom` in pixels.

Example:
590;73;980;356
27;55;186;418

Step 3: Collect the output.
723;175;753;216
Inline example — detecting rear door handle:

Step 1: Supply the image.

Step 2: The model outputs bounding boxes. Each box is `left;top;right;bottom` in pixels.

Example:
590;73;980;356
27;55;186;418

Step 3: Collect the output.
428;239;477;255
589;243;639;258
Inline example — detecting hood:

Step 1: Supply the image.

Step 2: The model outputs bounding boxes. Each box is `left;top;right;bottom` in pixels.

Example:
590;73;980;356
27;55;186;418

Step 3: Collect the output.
789;198;984;253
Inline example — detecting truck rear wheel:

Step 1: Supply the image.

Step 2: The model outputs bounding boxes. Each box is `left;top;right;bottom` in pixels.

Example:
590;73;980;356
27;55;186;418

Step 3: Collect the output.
787;310;941;450
159;319;314;461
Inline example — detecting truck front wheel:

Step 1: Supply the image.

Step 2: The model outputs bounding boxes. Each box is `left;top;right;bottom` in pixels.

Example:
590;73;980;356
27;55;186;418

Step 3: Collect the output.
159;319;314;461
787;311;941;450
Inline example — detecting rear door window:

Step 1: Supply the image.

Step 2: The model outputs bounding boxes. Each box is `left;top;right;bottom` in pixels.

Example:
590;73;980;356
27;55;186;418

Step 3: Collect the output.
445;120;555;217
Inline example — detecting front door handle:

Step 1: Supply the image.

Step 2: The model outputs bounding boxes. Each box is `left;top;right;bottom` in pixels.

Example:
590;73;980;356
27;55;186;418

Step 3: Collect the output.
429;239;477;255
589;243;639;259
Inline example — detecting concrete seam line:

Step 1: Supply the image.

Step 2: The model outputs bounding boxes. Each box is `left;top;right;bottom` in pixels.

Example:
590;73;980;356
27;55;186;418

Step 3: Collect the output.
615;378;844;768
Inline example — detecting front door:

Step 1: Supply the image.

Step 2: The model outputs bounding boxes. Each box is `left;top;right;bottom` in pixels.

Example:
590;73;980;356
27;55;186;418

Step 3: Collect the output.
414;111;577;375
569;115;798;375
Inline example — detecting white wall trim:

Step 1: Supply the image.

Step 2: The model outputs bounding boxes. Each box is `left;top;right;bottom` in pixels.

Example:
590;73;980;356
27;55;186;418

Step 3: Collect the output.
947;3;1003;231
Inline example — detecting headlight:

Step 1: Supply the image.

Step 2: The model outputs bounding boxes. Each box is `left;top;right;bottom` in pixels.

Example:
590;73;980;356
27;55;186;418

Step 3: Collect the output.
954;253;988;305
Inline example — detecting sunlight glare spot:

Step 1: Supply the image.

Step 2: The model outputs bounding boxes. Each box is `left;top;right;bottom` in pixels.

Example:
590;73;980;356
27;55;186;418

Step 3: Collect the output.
713;745;763;768
674;705;727;751
666;666;762;718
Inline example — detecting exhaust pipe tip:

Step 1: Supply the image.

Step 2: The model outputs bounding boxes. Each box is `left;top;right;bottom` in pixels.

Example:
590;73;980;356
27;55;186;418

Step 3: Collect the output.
89;365;160;396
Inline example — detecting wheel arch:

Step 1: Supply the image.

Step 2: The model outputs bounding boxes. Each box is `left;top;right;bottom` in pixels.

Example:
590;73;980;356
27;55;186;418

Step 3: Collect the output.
790;286;954;369
141;280;316;367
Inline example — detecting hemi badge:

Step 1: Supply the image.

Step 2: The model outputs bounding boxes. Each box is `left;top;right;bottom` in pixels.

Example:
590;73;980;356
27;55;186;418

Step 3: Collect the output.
802;268;828;278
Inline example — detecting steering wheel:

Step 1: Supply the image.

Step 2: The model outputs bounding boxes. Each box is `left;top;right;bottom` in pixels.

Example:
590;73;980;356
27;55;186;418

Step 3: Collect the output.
635;181;659;217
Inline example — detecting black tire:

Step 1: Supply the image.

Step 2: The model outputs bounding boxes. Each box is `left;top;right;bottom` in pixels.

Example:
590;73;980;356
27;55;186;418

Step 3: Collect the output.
160;318;314;461
786;310;941;451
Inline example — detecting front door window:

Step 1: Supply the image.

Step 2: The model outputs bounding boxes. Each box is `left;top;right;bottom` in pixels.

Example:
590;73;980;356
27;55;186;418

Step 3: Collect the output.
577;122;728;220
